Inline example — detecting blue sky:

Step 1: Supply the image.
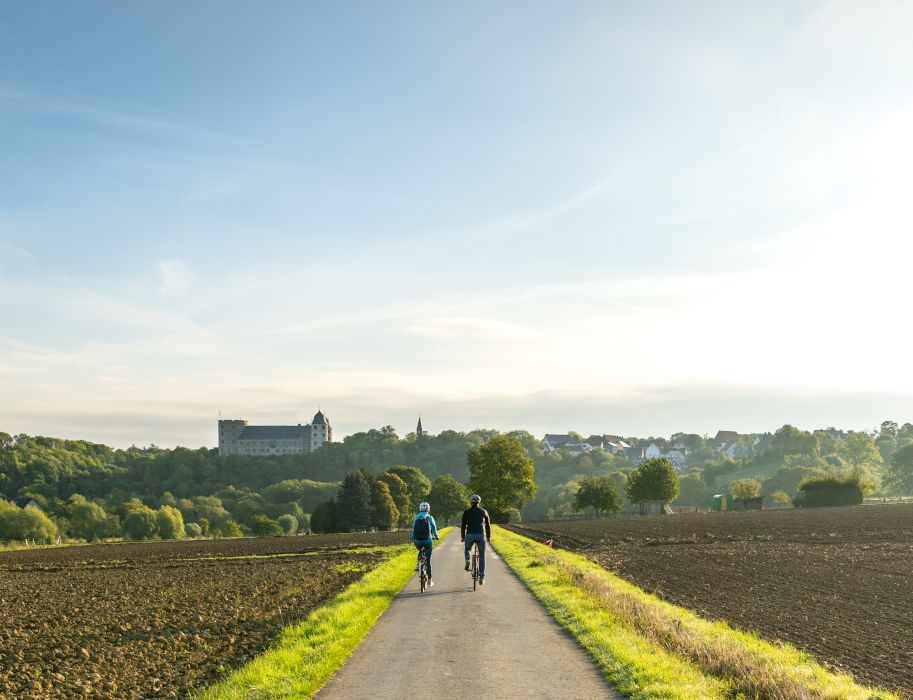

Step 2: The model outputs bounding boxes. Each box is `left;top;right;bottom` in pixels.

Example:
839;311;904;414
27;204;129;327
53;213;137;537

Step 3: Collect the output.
2;2;913;447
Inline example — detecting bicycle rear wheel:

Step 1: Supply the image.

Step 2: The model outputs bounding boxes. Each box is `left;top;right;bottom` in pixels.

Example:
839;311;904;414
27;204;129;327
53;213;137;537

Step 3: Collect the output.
471;548;478;591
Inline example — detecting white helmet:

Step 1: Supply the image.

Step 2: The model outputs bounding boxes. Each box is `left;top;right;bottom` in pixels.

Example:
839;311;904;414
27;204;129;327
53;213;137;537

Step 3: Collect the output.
419;501;431;512
469;494;481;504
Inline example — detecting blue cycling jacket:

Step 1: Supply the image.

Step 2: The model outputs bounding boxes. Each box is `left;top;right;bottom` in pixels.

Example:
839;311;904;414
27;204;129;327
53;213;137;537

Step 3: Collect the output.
410;512;439;542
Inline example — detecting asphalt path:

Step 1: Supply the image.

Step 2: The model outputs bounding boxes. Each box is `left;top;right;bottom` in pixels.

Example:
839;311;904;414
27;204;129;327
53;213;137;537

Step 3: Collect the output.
316;530;619;699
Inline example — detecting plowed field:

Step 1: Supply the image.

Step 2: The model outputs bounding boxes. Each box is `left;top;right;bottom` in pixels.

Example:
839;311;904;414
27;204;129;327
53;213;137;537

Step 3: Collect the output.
0;533;406;699
507;505;913;698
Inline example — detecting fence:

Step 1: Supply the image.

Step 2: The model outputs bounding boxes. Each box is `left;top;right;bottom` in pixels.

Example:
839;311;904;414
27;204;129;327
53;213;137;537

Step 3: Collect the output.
546;497;913;520
863;496;913;505
547;505;712;521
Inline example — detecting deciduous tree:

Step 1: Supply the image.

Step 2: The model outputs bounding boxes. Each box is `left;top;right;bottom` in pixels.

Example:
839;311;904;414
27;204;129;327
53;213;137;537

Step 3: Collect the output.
573;476;622;515
884;443;913;495
626;458;680;505
69;501;112;541
467;434;537;522
156;505;185;539
729;478;761;504
122;506;158;540
428;474;468;525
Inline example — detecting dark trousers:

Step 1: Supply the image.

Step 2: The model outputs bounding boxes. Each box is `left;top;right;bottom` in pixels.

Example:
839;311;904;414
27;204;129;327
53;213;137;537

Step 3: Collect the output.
414;540;433;579
464;533;486;578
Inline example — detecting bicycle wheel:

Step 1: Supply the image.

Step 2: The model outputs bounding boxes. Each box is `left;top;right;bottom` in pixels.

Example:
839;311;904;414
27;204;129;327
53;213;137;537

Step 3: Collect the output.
472;548;478;591
419;557;426;593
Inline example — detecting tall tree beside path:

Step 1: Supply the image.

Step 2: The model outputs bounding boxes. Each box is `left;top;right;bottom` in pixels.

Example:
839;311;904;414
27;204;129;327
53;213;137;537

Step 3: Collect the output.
626;457;680;505
467;434;537;522
885;443;913;495
428;474;468;524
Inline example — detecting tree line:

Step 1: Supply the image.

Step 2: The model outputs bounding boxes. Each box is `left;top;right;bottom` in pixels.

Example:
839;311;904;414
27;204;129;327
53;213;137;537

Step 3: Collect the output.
4;420;913;543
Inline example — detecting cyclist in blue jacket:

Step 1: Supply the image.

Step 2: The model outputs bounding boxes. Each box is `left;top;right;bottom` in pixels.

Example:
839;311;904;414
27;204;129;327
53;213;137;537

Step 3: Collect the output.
411;501;440;586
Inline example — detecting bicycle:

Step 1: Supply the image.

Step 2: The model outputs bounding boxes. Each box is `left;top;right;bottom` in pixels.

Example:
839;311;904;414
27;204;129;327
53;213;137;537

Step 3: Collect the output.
470;541;480;591
418;545;429;593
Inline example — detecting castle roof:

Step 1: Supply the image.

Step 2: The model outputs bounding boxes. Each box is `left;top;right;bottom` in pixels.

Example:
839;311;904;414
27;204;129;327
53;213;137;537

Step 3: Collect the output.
312;410;327;425
238;426;308;441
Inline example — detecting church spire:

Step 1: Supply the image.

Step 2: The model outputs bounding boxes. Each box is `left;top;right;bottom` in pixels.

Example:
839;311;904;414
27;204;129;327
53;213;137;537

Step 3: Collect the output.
416;416;423;437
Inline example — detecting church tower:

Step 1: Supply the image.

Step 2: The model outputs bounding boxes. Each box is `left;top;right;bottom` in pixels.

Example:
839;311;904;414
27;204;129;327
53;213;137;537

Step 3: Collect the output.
416;416;424;437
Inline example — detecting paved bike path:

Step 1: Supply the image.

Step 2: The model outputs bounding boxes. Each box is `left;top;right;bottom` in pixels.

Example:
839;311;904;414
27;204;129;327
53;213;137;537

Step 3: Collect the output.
316;530;619;699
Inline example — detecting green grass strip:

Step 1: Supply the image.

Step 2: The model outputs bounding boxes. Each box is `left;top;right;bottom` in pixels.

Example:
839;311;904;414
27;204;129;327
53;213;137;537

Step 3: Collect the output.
495;526;728;699
495;526;898;700
197;528;451;699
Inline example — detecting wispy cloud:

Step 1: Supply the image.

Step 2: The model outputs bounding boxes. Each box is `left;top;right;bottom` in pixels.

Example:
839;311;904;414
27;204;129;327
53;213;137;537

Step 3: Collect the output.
0;241;33;265
157;259;192;295
0;84;243;145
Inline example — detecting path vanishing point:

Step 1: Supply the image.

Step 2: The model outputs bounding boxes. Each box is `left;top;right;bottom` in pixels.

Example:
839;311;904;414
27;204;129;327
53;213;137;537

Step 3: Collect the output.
317;530;620;699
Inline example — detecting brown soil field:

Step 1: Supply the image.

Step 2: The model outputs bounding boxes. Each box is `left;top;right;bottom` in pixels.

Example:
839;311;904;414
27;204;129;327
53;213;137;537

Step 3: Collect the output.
507;504;913;698
0;533;407;699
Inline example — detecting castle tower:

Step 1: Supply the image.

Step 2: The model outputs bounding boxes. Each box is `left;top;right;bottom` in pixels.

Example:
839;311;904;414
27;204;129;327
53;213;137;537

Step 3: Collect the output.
218;419;248;456
310;409;332;451
416;416;424;437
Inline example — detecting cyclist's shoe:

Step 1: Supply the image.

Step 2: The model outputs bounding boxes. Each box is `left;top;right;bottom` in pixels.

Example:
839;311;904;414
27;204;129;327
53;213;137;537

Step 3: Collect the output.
414;564;420;572
464;562;470;572
479;578;485;586
428;579;434;587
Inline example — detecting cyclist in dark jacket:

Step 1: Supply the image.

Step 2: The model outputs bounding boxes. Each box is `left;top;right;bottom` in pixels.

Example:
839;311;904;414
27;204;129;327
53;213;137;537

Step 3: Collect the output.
461;494;491;584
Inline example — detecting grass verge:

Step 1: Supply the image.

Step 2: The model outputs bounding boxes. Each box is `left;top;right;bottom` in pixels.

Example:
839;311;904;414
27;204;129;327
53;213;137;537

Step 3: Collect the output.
197;528;451;699
495;526;898;700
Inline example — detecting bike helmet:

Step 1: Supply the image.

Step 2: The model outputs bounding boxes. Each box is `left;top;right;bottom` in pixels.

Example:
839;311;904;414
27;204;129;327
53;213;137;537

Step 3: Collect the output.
419;501;431;512
469;494;481;504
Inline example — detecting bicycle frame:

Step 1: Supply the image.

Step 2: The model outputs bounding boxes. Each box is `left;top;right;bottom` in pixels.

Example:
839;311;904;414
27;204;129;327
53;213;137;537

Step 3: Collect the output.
470;542;480;591
418;546;429;593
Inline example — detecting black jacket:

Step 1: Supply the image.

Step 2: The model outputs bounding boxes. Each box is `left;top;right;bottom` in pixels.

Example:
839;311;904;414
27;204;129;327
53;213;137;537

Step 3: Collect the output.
461;505;491;539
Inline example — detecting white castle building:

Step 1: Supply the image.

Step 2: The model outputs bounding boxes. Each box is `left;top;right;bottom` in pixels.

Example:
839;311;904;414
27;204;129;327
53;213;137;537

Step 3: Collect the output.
218;410;332;457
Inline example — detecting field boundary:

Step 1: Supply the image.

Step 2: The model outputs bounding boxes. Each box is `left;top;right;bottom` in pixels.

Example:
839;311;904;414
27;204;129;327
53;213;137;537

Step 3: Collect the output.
196;528;451;700
495;526;899;700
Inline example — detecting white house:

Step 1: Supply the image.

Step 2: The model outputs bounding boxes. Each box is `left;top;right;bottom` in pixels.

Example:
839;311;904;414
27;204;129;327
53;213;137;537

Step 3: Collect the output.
719;440;744;460
663;449;688;470
644;442;664;459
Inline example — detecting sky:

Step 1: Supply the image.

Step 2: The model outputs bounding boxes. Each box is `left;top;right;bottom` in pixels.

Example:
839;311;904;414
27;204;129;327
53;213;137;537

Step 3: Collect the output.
2;1;913;448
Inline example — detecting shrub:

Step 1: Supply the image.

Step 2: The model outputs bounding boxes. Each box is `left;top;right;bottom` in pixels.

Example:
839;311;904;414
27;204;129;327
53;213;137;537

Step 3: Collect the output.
249;514;283;537
219;520;243;538
184;522;203;538
310;500;338;533
794;474;864;507
122;506;159;540
277;514;298;535
770;491;791;507
156;505;185;540
68;501;112;541
729;479;761;503
0;500;59;543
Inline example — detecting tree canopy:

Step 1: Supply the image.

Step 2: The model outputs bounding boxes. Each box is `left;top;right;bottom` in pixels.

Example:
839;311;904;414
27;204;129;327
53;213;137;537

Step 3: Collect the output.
626;458;680;504
573;476;622;515
467;435;537;522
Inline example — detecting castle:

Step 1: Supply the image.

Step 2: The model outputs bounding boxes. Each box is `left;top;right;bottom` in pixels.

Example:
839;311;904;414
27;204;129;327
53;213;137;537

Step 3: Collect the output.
218;410;332;457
